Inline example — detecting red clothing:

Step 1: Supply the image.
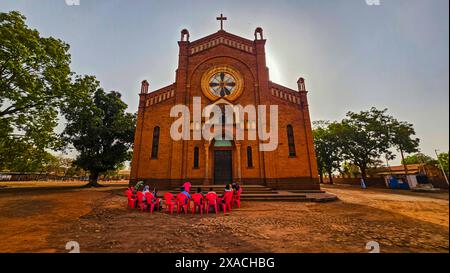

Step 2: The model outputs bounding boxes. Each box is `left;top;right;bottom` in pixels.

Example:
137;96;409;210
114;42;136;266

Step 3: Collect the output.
182;182;191;193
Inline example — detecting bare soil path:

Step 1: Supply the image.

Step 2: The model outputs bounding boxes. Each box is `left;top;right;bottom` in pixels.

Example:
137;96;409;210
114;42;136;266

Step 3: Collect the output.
0;182;447;253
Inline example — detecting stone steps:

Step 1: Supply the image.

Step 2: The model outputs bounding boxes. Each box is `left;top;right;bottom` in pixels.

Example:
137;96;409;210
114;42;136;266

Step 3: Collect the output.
241;195;337;202
165;184;337;203
287;190;326;194
169;190;279;195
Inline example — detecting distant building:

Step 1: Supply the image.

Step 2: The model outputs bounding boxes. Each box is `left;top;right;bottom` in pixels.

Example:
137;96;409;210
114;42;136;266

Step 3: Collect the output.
370;164;448;189
117;170;130;180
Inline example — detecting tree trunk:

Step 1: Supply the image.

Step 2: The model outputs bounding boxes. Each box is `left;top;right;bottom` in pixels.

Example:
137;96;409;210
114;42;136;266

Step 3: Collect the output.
360;166;367;182
319;172;324;184
86;171;102;187
327;169;334;185
400;148;408;175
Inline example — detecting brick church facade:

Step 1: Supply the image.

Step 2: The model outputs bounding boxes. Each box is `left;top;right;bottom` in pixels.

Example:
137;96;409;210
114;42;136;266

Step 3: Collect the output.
130;18;319;190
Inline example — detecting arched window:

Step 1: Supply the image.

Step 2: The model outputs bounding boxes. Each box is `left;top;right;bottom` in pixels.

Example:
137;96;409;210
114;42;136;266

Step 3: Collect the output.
151;126;160;159
193;146;199;169
247;146;253;168
287;125;296;157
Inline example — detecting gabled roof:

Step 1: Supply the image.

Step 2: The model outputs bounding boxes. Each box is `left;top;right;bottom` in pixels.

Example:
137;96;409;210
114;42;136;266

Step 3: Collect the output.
189;30;254;46
188;30;257;56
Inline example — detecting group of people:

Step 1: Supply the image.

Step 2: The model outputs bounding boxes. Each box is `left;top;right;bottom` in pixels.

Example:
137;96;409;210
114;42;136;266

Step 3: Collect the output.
178;181;241;204
180;182;242;203
126;181;242;213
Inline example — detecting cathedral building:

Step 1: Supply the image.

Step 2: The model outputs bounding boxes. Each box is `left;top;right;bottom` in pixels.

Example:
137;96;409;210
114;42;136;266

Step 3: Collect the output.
130;16;319;190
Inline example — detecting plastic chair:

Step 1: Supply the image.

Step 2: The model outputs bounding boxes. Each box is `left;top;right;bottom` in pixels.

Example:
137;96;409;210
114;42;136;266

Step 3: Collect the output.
176;193;189;214
220;191;234;214
145;192;160;213
233;188;242;208
125;189;136;209
205;193;219;214
136;191;147;211
191;193;205;215
163;192;176;214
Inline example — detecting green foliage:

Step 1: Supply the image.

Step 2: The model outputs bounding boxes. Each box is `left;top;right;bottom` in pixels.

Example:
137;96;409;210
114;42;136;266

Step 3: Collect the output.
337;108;393;179
313;121;342;183
65;164;88;177
402;153;437;165
0;11;72;169
0;136;56;172
43;155;74;175
437;152;449;174
389;120;420;154
62;76;136;186
340;161;361;177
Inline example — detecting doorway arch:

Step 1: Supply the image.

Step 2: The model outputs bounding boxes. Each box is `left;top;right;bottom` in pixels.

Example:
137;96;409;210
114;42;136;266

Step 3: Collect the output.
212;138;234;185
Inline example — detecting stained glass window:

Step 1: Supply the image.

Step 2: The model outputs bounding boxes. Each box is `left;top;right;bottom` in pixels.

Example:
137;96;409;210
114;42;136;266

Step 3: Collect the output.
209;72;236;97
287;125;296;157
151;126;160;159
247;146;253;167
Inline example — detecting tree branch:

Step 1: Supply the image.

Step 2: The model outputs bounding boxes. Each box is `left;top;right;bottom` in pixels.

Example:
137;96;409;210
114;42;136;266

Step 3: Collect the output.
0;96;58;117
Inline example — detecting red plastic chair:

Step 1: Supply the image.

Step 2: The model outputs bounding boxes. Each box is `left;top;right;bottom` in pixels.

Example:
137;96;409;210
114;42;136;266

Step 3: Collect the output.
125;189;136;209
163;192;176;214
145;192;160;213
205;193;219;214
176;193;189;214
136;191;147;211
220;191;234;214
233;188;242;208
191;193;205;215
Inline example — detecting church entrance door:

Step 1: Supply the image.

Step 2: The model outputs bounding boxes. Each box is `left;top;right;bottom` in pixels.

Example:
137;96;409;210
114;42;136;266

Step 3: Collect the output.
214;150;233;185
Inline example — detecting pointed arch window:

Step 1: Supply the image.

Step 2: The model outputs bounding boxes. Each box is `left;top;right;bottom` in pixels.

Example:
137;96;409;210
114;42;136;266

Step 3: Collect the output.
247;146;254;168
151;126;160;159
287;125;296;157
193;146;199;169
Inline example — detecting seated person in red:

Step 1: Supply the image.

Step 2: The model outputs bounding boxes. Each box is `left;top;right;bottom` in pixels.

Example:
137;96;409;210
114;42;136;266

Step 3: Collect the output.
207;187;216;195
220;184;233;203
180;187;191;202
196;187;205;203
152;188;162;210
224;184;233;193
232;182;241;192
182;181;191;193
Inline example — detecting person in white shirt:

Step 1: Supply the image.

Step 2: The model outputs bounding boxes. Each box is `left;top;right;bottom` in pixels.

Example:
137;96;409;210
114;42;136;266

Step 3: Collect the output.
142;185;150;202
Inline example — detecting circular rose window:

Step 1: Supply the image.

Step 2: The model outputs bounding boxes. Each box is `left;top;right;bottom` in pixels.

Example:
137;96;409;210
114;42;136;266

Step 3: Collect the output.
201;66;244;101
209;72;237;97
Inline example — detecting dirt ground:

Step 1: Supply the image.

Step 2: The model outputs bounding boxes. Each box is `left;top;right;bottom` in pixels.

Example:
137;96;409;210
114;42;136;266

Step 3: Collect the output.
0;181;448;253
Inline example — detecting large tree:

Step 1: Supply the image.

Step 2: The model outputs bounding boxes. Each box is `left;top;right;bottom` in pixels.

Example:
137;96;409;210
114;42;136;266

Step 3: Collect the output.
337;108;393;182
313;121;342;184
388;119;420;174
0;11;72;168
62;76;136;187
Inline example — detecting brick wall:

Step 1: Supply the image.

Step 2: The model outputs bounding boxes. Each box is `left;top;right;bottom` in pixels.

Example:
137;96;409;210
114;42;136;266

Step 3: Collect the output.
329;177;387;188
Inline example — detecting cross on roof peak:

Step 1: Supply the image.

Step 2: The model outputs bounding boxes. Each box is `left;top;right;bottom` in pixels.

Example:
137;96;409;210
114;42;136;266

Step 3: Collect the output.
216;13;227;31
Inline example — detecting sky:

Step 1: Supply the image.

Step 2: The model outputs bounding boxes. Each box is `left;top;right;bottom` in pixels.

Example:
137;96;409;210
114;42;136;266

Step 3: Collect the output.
1;0;448;165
